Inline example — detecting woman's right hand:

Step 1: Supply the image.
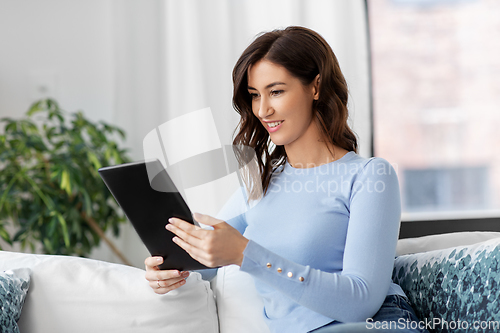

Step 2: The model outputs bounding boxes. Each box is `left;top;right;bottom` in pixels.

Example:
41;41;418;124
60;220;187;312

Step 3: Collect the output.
144;256;190;294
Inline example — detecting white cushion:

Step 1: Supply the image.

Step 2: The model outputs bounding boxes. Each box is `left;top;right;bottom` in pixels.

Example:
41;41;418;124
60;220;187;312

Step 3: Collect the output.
213;265;270;333
396;231;500;256
0;251;218;333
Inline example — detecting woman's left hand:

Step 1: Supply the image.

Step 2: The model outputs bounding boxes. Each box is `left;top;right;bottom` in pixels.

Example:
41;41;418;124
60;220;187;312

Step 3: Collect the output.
166;213;249;268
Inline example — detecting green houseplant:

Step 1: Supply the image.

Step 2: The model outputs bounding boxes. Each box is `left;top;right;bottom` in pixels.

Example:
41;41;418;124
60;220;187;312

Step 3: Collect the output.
0;99;131;264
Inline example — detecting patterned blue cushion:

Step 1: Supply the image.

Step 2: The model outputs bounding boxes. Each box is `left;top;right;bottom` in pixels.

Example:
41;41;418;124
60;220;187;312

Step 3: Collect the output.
392;237;500;333
0;268;31;333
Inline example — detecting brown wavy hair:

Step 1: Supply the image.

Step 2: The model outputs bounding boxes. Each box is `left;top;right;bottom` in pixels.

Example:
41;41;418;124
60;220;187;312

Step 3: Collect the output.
232;26;358;199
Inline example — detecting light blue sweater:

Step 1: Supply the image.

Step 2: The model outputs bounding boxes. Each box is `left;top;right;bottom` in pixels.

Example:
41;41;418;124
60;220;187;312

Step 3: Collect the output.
201;151;405;333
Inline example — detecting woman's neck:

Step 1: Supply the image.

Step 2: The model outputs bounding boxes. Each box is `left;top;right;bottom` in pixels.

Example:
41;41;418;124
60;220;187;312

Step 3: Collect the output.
280;117;350;169
285;140;347;169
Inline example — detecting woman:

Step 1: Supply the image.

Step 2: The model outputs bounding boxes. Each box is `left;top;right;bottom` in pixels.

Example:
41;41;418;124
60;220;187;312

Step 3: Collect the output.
145;26;428;333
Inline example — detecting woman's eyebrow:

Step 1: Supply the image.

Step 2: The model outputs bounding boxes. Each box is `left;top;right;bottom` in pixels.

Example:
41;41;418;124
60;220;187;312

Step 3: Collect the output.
247;82;286;90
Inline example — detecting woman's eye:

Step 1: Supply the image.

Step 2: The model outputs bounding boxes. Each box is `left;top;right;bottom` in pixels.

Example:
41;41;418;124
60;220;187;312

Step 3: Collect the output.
271;90;283;96
249;93;259;100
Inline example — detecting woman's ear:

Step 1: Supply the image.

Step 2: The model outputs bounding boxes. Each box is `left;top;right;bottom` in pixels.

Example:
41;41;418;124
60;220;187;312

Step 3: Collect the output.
312;74;320;100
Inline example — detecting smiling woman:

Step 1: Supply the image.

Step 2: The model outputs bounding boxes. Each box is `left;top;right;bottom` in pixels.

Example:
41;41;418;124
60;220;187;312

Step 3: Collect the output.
232;27;357;199
144;26;428;333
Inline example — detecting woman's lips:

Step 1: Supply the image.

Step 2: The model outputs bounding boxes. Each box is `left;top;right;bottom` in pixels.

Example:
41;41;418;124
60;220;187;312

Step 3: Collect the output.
266;120;284;133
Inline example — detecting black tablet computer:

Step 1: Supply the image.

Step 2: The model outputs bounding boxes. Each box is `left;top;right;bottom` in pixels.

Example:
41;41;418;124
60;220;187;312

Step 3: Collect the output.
98;160;209;271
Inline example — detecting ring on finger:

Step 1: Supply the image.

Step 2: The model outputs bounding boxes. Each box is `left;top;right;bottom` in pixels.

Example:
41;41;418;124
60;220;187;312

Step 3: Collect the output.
157;280;161;288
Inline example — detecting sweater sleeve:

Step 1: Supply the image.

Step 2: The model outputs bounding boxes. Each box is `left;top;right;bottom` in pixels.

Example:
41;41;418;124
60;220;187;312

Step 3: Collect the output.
239;158;402;323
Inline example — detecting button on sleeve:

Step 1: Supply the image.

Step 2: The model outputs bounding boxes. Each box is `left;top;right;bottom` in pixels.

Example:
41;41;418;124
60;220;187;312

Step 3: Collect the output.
240;240;312;301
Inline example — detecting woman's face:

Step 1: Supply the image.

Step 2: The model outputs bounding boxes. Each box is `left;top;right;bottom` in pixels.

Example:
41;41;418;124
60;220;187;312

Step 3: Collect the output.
247;59;319;147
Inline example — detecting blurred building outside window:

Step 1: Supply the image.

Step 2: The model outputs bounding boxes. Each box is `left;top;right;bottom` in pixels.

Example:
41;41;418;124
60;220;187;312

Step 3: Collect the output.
367;0;500;221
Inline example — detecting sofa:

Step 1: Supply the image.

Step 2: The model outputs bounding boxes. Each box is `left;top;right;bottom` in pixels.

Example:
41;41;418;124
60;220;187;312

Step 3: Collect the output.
2;231;500;333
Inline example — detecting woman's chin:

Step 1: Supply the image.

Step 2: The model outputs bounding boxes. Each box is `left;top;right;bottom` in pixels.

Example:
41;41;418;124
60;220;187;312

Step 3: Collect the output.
269;136;288;147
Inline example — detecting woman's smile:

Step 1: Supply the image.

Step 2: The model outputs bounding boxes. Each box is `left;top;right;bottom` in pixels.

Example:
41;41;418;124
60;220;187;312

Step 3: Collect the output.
263;120;284;132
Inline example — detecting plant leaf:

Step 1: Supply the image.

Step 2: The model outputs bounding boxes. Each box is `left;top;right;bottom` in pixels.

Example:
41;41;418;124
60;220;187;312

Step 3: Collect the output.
0;226;12;245
87;151;102;170
82;189;92;216
0;171;21;213
57;213;70;248
60;169;72;195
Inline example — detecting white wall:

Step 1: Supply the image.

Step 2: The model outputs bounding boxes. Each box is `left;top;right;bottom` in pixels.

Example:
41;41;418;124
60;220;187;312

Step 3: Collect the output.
0;0;115;122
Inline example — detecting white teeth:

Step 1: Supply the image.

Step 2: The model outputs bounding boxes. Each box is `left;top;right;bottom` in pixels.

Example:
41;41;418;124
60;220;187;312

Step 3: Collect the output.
268;121;283;128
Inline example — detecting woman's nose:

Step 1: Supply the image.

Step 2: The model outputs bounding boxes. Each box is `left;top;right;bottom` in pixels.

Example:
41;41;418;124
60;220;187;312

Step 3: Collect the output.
257;97;274;119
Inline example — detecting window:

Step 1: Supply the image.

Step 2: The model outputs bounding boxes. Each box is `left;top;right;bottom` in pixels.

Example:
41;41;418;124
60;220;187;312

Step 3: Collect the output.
367;0;500;234
404;166;489;210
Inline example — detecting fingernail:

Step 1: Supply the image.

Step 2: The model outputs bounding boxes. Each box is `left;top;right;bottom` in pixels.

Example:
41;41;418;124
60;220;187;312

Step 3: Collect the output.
181;271;190;277
156;257;163;262
165;224;172;230
168;218;173;223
